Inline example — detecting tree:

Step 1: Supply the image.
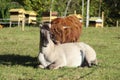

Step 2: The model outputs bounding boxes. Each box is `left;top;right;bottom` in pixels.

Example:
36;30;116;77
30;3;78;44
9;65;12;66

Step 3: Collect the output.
0;0;11;18
0;0;119;26
102;0;120;26
0;0;23;19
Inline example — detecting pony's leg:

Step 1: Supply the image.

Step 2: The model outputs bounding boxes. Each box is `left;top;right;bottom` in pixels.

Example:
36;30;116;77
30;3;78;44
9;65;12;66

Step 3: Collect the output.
84;57;92;67
92;59;98;66
38;53;49;68
48;62;64;69
48;58;66;69
86;58;98;67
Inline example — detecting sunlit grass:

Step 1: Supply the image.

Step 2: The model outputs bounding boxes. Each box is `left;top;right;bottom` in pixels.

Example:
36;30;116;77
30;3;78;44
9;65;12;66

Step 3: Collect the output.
0;26;120;80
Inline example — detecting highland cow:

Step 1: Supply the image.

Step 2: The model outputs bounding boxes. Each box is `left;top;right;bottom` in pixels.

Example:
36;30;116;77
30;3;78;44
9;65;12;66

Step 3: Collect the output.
50;15;82;44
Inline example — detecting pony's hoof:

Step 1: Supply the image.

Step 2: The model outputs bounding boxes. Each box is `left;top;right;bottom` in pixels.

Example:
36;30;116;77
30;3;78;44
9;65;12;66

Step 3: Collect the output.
48;64;59;69
38;65;44;68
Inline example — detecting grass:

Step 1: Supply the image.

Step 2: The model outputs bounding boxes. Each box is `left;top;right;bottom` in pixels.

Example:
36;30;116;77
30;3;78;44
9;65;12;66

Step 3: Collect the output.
0;26;120;80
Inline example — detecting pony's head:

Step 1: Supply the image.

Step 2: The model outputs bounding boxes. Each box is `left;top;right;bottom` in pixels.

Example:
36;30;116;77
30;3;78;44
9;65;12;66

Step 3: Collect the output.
40;23;50;47
40;23;57;47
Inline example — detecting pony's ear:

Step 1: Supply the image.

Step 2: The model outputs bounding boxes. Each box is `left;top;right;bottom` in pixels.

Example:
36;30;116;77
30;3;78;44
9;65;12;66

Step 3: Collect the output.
48;23;51;28
39;23;43;28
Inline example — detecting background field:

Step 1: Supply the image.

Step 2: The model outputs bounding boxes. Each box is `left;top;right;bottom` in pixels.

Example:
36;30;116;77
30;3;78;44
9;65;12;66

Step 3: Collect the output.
0;26;120;80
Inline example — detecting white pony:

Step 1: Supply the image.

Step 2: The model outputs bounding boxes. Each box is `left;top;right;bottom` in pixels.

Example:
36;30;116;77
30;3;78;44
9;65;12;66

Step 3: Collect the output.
38;24;97;69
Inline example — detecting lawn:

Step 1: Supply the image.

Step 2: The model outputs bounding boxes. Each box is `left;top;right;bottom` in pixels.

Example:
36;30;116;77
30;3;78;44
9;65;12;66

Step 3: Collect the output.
0;26;120;80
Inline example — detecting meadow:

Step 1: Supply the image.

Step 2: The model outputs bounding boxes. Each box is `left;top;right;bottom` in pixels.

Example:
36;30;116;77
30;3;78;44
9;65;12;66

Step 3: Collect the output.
0;26;120;80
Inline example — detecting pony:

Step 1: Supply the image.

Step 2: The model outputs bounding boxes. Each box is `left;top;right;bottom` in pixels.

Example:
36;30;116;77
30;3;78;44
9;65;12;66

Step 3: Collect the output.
38;24;97;69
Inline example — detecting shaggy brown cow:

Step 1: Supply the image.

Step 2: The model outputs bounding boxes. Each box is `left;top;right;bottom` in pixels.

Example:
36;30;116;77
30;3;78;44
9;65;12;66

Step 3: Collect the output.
50;15;82;44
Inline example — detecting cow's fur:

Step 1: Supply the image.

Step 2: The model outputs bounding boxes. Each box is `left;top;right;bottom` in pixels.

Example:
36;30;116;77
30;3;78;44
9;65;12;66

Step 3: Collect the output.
50;15;82;44
38;25;97;69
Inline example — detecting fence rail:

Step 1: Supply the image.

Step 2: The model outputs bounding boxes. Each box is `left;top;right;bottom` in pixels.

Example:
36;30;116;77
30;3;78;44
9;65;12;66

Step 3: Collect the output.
0;18;19;25
0;18;10;25
0;18;25;31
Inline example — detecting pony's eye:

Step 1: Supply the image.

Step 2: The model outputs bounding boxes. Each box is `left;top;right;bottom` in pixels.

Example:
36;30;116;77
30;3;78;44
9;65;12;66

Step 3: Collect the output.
50;34;54;39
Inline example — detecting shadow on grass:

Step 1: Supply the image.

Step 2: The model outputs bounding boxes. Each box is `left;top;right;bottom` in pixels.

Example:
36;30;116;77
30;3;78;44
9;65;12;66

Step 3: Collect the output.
79;68;96;79
0;53;39;68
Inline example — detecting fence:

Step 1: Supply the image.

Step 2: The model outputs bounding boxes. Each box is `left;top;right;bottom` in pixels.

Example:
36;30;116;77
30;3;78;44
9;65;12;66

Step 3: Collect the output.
0;18;22;26
0;18;27;31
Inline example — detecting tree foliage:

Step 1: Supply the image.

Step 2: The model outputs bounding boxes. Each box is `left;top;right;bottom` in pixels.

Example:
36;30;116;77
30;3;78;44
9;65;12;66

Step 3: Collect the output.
0;0;119;26
0;0;11;18
0;0;23;19
102;0;120;26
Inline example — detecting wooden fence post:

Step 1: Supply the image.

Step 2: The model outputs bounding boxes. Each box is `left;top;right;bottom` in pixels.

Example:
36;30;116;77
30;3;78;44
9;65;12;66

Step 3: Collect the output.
22;19;25;31
116;20;118;27
9;21;12;28
102;12;104;28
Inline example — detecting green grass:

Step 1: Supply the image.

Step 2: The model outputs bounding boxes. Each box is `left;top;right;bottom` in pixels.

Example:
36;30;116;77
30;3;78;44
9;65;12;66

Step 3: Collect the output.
0;26;120;80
